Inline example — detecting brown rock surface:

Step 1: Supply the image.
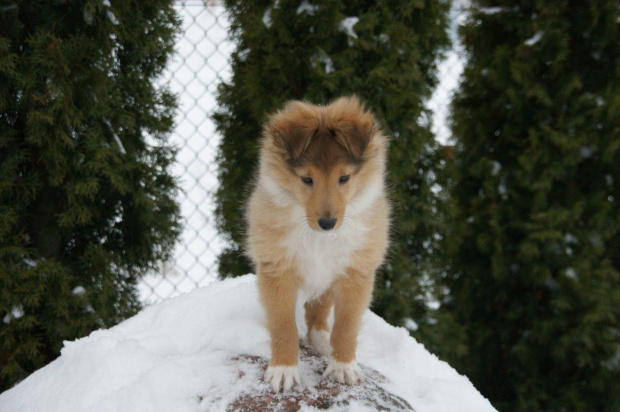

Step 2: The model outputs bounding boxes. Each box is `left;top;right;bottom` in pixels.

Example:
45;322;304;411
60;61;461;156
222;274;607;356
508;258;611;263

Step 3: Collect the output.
220;342;414;411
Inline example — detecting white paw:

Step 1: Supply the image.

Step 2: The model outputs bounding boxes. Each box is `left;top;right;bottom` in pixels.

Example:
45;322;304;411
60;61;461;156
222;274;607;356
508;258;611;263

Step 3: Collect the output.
309;329;331;356
323;359;362;384
265;365;301;392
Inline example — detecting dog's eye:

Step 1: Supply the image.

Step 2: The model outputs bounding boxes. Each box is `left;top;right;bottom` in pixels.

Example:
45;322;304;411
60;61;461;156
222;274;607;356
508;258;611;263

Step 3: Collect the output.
302;177;313;185
339;175;350;184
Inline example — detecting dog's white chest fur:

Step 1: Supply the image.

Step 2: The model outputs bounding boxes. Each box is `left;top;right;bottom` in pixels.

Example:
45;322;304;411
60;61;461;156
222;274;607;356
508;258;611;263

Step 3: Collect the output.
283;207;370;297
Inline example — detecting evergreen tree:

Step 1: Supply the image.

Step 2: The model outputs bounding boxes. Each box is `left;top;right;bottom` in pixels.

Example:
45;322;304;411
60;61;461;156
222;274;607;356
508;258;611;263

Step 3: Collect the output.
448;1;619;410
214;0;465;362
0;1;181;390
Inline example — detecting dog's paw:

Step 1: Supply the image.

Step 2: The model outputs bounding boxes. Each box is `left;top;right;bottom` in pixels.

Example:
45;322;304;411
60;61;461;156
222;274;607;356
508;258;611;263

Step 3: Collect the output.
323;359;362;384
265;365;301;392
309;329;331;356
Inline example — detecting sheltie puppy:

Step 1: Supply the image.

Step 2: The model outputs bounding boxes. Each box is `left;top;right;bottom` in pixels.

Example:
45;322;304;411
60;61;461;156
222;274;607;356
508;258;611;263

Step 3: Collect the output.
246;96;390;392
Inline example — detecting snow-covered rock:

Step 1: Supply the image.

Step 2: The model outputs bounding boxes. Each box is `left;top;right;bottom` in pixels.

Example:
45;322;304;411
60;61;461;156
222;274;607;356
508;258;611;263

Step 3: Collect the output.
0;275;496;412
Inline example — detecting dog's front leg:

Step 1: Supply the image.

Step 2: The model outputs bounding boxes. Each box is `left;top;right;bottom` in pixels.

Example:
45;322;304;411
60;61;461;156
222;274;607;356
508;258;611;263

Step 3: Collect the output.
324;267;374;384
257;267;301;391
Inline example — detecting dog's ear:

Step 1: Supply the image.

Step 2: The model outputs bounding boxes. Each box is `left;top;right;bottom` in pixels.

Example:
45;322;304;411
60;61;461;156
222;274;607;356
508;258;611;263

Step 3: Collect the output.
271;124;318;161
267;101;320;161
331;117;374;162
327;96;376;162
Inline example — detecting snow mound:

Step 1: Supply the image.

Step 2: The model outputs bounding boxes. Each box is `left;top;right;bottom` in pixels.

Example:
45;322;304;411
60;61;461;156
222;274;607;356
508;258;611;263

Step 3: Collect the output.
0;275;496;412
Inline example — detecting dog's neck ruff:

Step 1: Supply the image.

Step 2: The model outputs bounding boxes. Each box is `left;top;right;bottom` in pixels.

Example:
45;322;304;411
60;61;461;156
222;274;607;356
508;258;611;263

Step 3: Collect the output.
259;174;294;207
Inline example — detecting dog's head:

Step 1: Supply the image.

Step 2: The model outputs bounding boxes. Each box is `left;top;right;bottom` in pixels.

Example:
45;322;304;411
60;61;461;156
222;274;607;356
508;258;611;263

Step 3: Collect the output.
261;96;386;232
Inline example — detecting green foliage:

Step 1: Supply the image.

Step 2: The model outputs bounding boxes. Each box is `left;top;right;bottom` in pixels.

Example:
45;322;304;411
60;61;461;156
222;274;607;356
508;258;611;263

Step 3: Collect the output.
214;0;465;362
0;1;181;390
448;1;620;410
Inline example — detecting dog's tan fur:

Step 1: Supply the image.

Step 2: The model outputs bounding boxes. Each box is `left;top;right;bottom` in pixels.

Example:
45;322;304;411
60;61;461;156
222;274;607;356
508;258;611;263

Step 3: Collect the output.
246;96;390;391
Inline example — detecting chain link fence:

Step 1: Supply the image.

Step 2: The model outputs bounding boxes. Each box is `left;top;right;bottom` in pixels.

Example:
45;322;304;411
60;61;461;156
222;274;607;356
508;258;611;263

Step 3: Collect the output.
139;0;467;304
138;1;231;303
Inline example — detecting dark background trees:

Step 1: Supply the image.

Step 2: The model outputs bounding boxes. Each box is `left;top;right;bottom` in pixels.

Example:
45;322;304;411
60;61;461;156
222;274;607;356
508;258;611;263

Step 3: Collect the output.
0;1;181;390
447;1;619;410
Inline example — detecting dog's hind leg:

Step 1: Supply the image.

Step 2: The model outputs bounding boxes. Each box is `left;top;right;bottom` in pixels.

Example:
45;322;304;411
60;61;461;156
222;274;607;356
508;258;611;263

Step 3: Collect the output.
304;290;333;356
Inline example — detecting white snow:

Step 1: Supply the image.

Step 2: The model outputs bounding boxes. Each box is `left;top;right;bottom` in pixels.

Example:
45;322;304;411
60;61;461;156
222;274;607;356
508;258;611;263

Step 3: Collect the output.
563;233;578;244
0;275;496;412
478;7;503;14
491;161;501;176
339;16;359;45
24;258;38;267
376;33;390;43
478;6;517;15
311;50;335;74
404;318;419;331
262;7;273;28
72;286;86;296
112;133;126;154
106;10;119;26
605;174;613;186
102;118;126;154
579;145;594;158
3;306;24;324
237;48;250;62
565;268;578;280
323;55;335;73
524;31;543;46
296;1;319;16
498;182;507;197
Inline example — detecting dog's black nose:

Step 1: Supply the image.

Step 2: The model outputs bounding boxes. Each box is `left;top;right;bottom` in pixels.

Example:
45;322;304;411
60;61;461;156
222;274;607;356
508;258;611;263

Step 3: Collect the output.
318;218;337;231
